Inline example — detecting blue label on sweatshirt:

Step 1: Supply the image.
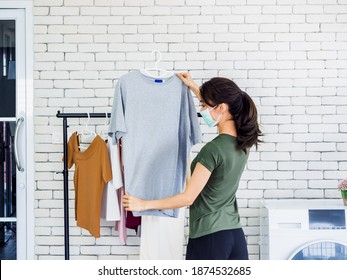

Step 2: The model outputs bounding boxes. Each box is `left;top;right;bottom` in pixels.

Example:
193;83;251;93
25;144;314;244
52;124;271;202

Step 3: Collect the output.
154;79;163;83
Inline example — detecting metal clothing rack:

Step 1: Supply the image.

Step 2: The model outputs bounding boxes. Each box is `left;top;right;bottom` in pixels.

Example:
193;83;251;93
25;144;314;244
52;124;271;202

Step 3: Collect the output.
56;110;112;260
56;110;201;260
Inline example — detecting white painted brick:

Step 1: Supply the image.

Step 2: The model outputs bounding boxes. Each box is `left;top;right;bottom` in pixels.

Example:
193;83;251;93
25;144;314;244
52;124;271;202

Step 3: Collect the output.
81;7;110;16
139;24;167;34
34;16;63;25
321;24;347;32
35;0;63;6
35;34;63;43
278;162;307;170
277;88;305;96
185;34;214;43
124;34;153;43
262;133;293;143
248;180;277;190
124;0;154;6
34;26;48;34
278;180;307;189
110;7;140;16
245;33;275;42
41;71;69;80
50;7;79;16
35;53;64;62
292;115;321;124
279;124;308;133
263;78;293;87
324;5;347;14
295;60;325;69
54;80;83;89
277;142;306;152
246;15;275;23
33;7;49;16
276;15;305;23
326;59;347;69
290;24;320;32
48;25;77;34
86;62;114;71
64;34;93;43
261;42;290;51
324;78;347;87
78;44;107;52
279;69;308;78
56;62;84;70
291;152;320;161
260;23;289;32
34;44;47;52
154;15;184;24
307;14;337;23
337;14;347;23
78;25;108;34
264;171;293;180
64;0;93;5
277;51;306;60
266;60;294;69
309;124;339;133
69;71;98;80
263;5;293;14
294;190;324;198
276;33;305;42
247;51;276;61
155;34;184;43
83;80;113;89
229;24;258;33
307;106;335;115
232;6;261;14
293;5;324;14
48;43;77;52
229;42;258;51
65;53;95;62
168;43;198;52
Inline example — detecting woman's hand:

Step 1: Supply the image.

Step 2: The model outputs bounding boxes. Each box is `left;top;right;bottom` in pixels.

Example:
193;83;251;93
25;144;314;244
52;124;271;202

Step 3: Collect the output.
176;72;201;100
123;193;147;212
176;72;196;89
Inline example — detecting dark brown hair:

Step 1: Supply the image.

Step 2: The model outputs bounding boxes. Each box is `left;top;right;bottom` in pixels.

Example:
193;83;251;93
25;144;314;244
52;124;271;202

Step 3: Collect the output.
200;77;262;151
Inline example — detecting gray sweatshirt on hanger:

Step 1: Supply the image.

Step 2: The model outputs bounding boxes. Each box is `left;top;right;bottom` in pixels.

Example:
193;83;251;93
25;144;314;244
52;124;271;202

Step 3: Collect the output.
108;70;202;218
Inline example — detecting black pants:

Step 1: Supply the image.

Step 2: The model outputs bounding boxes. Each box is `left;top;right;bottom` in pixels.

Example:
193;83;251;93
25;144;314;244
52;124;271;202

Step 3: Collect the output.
186;228;249;260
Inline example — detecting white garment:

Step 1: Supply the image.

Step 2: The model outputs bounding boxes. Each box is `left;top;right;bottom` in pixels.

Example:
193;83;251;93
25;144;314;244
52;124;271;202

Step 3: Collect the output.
100;137;123;221
139;208;185;260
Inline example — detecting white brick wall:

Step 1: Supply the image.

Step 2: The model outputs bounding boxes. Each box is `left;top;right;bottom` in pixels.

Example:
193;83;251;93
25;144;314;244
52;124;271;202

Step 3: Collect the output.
33;0;347;260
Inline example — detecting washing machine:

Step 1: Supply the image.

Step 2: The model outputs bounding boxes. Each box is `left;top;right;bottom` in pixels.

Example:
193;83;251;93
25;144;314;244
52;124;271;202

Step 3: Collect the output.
259;199;347;260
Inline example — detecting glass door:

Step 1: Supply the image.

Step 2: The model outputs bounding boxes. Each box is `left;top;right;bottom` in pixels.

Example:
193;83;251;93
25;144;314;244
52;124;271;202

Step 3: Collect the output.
0;9;26;260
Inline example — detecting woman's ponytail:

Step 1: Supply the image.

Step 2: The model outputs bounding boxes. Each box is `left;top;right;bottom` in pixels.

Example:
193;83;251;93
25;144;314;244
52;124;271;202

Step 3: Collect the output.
234;91;261;152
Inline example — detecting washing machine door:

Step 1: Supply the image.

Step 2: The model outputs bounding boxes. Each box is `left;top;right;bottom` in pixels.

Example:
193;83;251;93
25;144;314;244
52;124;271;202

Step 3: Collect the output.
289;240;347;260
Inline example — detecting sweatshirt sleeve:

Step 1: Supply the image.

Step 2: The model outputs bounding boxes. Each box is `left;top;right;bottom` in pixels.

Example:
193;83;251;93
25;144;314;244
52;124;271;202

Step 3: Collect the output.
108;78;127;145
186;85;202;147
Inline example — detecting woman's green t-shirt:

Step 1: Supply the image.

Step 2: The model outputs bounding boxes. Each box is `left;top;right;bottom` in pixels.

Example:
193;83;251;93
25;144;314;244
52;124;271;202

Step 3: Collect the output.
189;134;249;239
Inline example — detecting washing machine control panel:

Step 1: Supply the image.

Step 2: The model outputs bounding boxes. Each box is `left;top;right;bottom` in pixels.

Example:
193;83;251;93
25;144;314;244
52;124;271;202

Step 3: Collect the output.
309;209;346;230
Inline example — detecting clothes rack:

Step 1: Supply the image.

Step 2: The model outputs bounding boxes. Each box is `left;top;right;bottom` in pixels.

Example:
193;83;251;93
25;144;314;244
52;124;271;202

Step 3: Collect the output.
56;111;111;260
56;110;201;260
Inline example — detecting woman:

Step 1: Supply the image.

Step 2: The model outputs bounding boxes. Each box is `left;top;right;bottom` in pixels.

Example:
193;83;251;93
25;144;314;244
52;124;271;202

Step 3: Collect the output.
123;73;261;260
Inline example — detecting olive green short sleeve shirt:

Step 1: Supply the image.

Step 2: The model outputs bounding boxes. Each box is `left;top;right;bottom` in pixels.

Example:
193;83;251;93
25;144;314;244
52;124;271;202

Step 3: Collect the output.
189;134;249;239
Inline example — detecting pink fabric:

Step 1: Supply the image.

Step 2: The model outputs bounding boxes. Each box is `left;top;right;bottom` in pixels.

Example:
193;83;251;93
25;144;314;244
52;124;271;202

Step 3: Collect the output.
115;187;126;245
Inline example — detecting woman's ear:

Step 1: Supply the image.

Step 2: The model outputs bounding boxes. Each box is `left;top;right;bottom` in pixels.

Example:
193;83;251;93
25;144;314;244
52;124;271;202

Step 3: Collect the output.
219;103;228;114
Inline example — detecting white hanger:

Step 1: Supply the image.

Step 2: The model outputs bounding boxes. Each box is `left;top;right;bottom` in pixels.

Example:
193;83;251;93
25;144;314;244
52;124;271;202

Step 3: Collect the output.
78;113;96;150
140;50;174;79
100;113;109;140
